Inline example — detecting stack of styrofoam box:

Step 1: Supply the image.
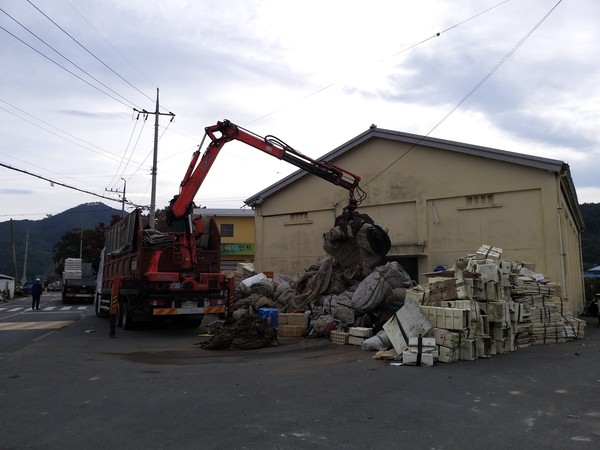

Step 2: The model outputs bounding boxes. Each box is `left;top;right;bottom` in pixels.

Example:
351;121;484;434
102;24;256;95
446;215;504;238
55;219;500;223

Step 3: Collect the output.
444;299;488;360
528;296;566;345
476;245;503;261
481;300;515;355
402;336;437;366
348;327;373;346
419;306;469;331
433;328;461;363
383;300;433;355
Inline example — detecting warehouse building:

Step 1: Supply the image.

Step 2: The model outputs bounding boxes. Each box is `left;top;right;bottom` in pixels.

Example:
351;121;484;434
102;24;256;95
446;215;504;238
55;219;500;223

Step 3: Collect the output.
245;126;585;314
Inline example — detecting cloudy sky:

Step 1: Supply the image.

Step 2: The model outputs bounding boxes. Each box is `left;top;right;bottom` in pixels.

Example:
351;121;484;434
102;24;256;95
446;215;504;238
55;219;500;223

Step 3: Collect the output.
1;0;599;221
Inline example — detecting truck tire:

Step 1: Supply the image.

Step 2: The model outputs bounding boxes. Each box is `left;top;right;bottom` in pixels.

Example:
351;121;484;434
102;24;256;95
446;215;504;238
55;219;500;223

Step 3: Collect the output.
95;295;106;318
121;302;135;330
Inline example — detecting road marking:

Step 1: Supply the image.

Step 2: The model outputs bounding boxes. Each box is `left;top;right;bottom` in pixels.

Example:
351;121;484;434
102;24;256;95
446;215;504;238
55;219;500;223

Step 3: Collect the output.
0;321;74;331
0;306;89;313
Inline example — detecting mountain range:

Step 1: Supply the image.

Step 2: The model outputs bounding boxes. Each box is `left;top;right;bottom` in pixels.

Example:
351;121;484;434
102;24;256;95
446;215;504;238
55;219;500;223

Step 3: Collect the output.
0;202;122;281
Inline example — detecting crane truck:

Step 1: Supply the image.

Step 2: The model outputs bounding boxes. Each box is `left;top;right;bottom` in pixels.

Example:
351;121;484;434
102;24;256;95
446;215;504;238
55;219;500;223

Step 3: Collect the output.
95;119;387;330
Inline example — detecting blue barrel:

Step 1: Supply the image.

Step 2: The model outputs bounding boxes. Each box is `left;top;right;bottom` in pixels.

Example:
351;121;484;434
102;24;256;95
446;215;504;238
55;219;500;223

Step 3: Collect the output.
258;307;278;330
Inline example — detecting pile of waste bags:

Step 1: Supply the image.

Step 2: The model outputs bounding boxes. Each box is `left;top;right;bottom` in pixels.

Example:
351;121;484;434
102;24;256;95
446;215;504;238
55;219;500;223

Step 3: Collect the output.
231;257;415;338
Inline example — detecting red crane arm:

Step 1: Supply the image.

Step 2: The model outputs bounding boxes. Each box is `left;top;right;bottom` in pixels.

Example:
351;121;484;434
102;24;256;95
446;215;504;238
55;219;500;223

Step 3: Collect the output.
170;119;362;219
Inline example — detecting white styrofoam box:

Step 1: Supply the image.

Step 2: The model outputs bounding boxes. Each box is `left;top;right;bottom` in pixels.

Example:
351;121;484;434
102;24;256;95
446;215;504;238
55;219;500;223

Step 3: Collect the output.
476;263;500;283
420;306;469;330
474;315;490;336
383;301;433;354
491;325;511;341
349;327;373;338
408;336;436;347
437;346;459;363
402;350;434;366
519;267;545;281
407;345;439;359
444;300;480;323
428;278;459;302
239;273;268;291
348;335;365;346
476;245;502;260
459;339;477;361
433;328;463;349
476;335;492;358
485;301;510;323
405;285;430;305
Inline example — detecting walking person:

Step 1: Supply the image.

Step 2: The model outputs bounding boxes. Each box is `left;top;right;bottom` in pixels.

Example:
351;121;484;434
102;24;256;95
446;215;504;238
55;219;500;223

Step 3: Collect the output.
31;278;43;310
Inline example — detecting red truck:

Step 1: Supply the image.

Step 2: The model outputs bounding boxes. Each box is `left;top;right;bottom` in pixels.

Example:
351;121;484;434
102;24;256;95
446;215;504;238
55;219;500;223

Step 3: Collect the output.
96;119;385;331
94;208;231;329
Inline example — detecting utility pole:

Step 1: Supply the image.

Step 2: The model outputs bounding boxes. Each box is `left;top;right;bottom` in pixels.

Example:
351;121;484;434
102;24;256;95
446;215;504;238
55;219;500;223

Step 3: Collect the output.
10;219;18;282
133;88;175;229
21;230;29;284
106;178;127;217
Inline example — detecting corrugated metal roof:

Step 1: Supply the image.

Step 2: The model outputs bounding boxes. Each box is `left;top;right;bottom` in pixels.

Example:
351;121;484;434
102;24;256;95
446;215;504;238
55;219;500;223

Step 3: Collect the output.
193;208;255;217
244;126;583;230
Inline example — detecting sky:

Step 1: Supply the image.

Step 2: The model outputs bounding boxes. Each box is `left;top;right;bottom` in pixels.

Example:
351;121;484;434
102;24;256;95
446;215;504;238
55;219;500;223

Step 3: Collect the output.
1;0;599;221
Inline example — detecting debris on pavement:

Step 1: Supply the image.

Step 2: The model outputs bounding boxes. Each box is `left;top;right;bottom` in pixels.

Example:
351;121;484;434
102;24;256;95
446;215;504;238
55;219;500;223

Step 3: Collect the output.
209;243;586;365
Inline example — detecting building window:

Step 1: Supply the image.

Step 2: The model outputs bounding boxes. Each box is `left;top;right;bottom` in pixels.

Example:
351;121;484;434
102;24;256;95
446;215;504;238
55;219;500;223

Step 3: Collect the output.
461;194;501;210
285;212;312;226
220;223;234;237
290;212;308;222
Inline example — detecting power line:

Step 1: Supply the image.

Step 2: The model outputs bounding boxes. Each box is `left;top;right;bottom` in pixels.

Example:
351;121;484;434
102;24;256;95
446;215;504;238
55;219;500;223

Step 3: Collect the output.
0;161;147;209
359;0;565;194
0;98;150;169
246;0;512;127
0;6;139;109
0;24;134;109
26;0;154;108
64;0;165;109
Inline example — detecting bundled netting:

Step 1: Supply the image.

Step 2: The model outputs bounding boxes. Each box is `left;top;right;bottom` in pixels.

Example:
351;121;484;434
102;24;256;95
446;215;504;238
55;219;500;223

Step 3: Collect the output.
200;315;278;350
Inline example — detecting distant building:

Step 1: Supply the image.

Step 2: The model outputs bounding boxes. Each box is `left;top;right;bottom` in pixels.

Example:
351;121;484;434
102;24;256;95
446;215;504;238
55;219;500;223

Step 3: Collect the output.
245;126;585;314
0;274;16;298
193;208;255;273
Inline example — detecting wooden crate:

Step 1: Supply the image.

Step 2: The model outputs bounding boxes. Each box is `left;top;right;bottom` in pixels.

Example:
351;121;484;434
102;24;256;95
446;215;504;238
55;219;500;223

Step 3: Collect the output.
278;325;306;337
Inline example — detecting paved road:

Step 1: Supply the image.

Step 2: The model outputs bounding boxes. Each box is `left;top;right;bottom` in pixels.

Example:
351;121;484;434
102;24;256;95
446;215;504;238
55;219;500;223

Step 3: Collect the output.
0;302;599;450
0;293;89;358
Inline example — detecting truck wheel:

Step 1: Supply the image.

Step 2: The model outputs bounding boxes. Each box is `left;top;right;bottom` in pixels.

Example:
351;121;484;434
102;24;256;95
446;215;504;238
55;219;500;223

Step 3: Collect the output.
121;302;135;330
95;295;105;318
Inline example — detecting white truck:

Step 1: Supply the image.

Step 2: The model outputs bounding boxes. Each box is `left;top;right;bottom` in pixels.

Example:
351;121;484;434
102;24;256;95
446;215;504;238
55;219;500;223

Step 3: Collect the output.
62;258;95;304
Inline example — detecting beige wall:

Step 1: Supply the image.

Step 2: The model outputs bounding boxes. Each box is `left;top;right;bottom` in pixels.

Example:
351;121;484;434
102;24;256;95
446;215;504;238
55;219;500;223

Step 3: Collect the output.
253;138;584;313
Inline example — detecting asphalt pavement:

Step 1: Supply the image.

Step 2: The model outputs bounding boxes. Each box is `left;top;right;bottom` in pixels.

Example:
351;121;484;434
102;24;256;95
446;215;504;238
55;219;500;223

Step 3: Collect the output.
1;302;599;450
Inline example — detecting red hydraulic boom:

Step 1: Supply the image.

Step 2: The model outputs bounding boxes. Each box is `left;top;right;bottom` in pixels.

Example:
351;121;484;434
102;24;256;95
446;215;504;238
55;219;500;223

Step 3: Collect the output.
170;119;364;218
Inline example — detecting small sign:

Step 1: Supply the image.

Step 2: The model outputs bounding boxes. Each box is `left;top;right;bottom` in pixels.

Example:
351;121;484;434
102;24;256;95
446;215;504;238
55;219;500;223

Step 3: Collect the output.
221;243;254;255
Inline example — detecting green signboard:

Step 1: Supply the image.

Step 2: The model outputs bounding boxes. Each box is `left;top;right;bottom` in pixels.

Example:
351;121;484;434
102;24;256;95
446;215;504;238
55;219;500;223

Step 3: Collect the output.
221;243;254;255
